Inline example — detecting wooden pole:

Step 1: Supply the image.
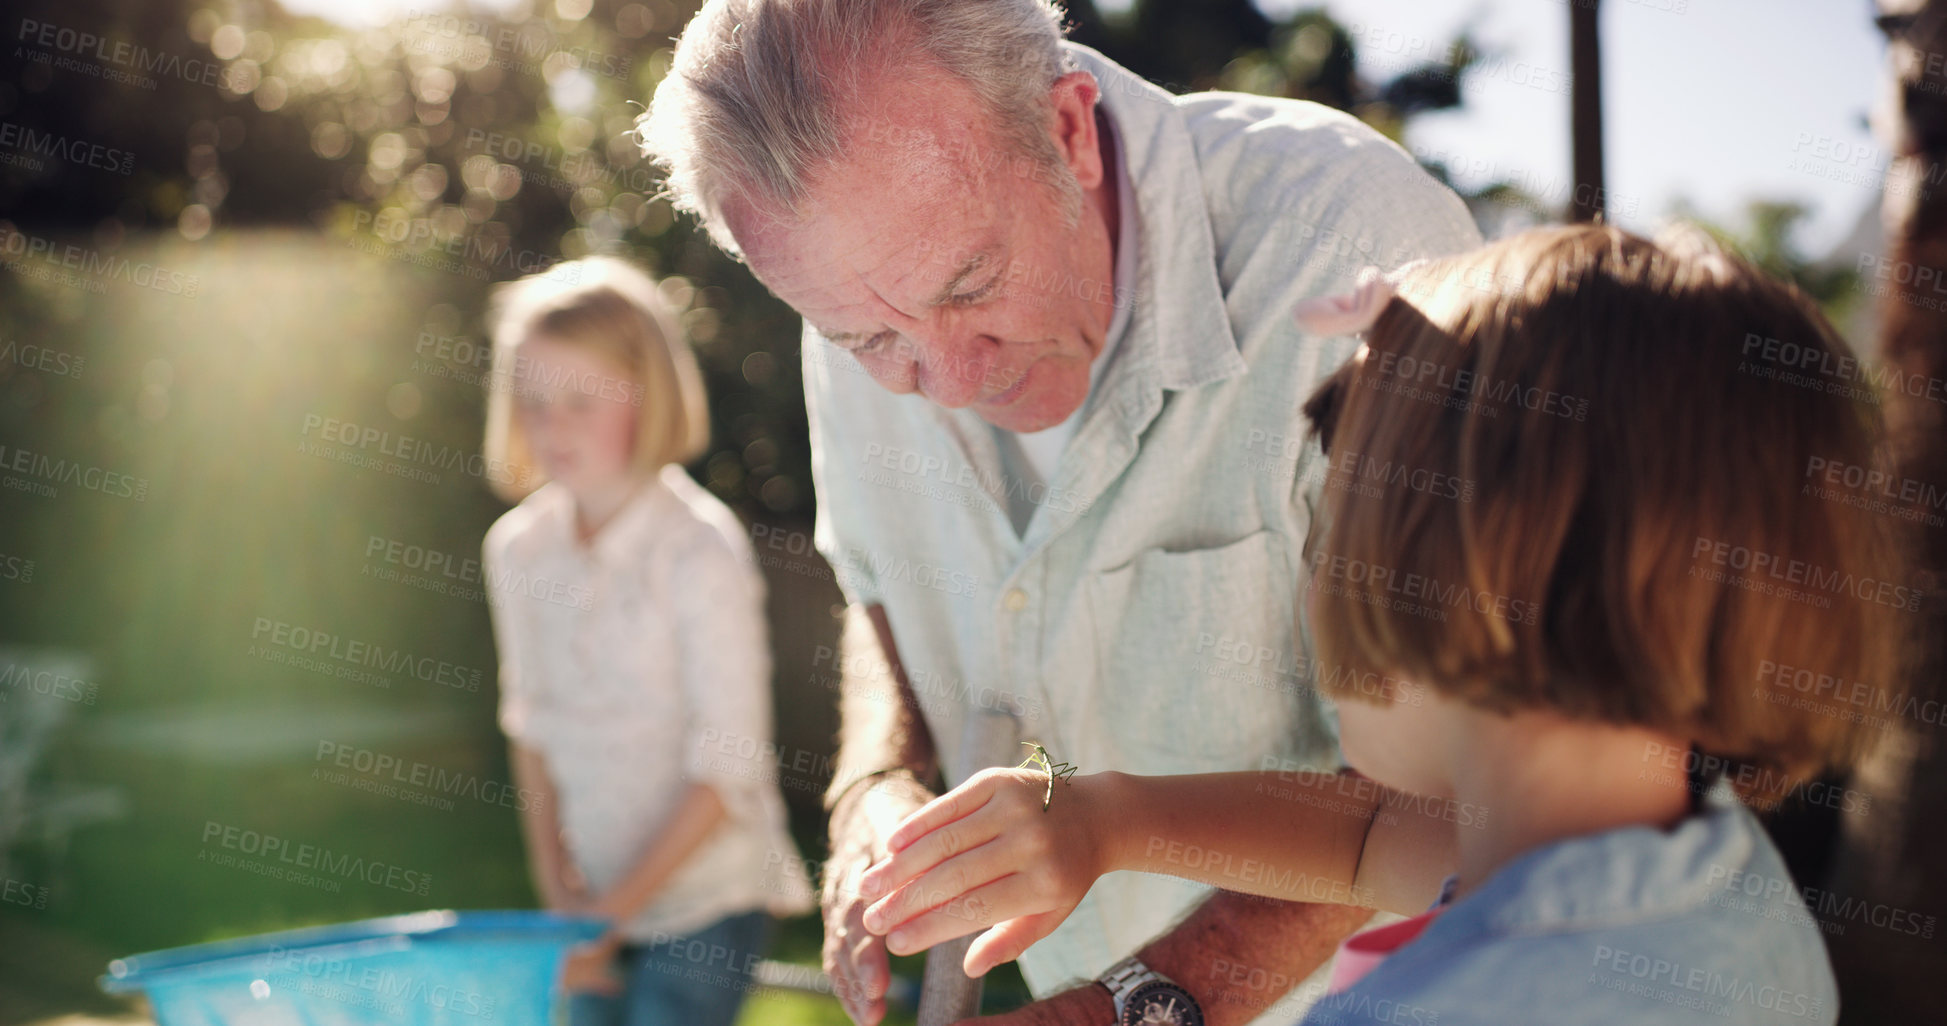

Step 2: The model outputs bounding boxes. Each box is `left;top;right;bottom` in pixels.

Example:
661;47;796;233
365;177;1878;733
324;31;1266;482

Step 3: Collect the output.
914;708;1021;1026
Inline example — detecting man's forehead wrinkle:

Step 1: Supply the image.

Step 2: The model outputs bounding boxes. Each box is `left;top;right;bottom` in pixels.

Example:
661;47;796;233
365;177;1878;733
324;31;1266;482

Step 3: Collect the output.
792;167;976;300
789;257;882;336
789;228;965;343
833;224;941;326
762;230;921;343
739;227;879;343
747;61;1015;342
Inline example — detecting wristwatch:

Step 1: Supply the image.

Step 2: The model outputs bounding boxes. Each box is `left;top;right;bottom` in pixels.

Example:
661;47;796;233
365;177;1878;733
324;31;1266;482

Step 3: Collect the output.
1097;956;1205;1026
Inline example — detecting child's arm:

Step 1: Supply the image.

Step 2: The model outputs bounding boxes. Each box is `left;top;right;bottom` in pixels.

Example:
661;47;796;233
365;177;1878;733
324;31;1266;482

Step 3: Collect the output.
585;782;729;930
508;741;589;911
487;533;592;911
857;767;1456;976
508;754;732;930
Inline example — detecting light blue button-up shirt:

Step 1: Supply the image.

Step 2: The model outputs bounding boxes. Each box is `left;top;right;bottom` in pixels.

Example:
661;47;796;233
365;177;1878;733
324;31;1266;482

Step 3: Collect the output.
1299;782;1841;1026
802;41;1481;1010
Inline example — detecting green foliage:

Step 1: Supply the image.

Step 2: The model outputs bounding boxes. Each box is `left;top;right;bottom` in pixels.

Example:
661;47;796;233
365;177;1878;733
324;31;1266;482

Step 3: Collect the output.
1671;198;1863;323
3;0;815;519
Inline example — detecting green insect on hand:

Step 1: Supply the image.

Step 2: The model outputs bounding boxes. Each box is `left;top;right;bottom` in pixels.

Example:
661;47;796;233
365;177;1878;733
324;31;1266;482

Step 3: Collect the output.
1017;741;1079;812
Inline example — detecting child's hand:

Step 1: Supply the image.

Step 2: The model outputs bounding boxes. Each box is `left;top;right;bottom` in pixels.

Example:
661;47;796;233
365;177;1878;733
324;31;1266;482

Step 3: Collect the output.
545;880;593;915
560;936;623;995
582;884;630;923
856;767;1116;978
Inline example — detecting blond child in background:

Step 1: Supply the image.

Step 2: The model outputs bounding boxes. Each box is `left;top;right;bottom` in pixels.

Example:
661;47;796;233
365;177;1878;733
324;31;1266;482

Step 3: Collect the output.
480;257;812;1026
852;225;1913;1026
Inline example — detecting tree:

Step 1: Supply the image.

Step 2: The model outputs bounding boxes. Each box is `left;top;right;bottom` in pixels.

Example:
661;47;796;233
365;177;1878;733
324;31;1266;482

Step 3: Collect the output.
1568;0;1604;221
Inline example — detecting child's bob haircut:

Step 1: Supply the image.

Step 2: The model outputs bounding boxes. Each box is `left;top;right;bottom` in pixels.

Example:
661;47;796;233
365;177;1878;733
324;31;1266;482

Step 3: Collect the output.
481;256;710;502
1301;223;1912;784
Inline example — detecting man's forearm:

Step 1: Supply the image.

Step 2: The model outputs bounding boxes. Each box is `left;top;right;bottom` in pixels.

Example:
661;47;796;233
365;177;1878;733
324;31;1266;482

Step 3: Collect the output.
820;602;943;1026
1138;892;1374;1026
1013;893;1373;1026
826;602;939;822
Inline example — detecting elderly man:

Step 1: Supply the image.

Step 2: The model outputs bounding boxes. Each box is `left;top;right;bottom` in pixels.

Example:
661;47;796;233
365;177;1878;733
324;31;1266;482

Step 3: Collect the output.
641;2;1479;1024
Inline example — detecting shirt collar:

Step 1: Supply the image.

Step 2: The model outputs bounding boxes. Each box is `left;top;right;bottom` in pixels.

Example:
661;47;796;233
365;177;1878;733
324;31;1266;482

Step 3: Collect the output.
1440;779;1758;937
1066;42;1247;393
1085;105;1138;397
534;467;682;568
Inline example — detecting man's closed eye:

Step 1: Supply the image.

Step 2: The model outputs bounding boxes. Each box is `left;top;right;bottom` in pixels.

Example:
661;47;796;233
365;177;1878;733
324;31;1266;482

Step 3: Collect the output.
853;331;898;356
946;276;1001;307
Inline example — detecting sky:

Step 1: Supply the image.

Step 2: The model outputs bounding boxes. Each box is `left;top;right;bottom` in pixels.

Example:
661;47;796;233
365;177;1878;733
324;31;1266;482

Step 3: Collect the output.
280;0;1891;257
1191;0;1888;256
1287;0;1891;256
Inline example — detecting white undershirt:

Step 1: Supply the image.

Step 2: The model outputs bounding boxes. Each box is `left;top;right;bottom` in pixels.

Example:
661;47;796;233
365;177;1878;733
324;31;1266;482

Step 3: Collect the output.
995;116;1139;533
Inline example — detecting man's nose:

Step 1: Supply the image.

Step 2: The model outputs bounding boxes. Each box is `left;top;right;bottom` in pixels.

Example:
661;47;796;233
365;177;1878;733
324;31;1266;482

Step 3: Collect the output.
911;329;997;408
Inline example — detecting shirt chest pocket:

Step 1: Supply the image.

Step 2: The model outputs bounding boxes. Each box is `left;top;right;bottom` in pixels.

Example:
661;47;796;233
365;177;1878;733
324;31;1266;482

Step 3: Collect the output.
1084;529;1314;775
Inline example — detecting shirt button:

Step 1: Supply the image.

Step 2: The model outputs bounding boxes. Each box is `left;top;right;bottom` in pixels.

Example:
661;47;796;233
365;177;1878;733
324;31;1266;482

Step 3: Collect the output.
1003;588;1028;612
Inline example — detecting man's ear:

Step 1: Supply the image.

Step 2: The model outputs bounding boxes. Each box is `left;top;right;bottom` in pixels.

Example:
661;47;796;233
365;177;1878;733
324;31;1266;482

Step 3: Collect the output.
1046;70;1105;190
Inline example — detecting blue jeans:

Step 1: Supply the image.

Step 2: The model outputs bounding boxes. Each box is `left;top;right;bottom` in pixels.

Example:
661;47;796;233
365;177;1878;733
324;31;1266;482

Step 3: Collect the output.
566;911;772;1026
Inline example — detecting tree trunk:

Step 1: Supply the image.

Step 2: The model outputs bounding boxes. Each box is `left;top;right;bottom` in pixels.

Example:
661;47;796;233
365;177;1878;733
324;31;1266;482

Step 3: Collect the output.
1569;1;1606;222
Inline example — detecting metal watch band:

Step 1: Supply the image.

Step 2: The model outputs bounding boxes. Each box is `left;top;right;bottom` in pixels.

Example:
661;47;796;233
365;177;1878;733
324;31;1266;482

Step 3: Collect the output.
1097;956;1166;1023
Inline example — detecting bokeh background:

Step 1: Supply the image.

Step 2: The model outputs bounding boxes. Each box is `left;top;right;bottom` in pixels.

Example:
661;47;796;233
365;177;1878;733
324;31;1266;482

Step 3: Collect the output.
0;0;1935;1024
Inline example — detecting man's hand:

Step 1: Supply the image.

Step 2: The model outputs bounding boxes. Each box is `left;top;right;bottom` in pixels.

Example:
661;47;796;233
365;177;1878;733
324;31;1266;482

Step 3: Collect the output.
952;982;1115;1026
825;774;935;1025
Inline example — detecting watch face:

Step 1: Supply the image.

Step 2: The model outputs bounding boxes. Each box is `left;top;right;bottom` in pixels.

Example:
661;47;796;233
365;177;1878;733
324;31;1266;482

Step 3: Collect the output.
1120;980;1204;1026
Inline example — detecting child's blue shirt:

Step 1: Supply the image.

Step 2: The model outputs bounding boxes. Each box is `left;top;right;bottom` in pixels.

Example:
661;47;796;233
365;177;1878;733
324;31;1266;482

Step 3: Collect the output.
1299;781;1837;1026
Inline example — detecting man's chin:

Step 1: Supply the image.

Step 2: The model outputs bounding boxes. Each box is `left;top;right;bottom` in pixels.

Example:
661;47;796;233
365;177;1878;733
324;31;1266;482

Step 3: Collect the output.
974;375;1089;434
976;399;1082;434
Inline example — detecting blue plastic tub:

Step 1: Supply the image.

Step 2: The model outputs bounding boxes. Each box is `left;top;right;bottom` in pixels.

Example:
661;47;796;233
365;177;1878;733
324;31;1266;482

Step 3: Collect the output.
99;909;605;1025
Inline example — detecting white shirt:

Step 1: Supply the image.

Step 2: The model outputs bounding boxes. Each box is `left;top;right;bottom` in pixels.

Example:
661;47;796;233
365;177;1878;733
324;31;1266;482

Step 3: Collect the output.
484;464;814;940
803;43;1480;1017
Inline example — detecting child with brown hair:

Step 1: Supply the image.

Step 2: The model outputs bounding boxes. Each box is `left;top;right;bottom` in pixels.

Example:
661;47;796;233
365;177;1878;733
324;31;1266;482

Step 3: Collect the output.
846;225;1913;1025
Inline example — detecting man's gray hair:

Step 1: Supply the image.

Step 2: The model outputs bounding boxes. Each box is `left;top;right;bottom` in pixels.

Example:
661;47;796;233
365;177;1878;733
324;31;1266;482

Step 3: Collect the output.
637;0;1075;255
